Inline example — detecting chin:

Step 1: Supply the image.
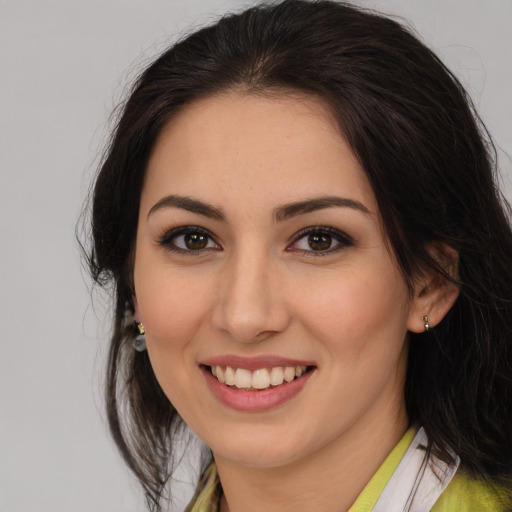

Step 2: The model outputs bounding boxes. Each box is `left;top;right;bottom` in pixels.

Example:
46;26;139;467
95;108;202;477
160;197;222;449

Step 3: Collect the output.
206;426;319;469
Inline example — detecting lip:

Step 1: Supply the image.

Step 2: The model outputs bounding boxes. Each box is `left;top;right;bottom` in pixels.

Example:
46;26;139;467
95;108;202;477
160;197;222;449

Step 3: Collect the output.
201;354;316;371
200;356;316;412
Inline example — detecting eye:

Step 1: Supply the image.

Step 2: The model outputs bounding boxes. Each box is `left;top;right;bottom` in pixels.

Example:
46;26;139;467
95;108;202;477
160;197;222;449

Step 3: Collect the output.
288;226;352;255
158;226;220;253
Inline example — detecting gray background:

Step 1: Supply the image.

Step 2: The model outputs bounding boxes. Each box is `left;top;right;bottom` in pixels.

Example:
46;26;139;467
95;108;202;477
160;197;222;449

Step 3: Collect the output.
1;1;511;511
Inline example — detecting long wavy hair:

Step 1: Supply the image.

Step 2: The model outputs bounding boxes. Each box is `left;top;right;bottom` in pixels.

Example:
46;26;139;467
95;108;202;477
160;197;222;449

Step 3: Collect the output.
84;0;512;509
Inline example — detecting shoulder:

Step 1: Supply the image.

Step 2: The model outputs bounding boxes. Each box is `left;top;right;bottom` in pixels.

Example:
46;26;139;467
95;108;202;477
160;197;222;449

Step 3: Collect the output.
432;471;511;512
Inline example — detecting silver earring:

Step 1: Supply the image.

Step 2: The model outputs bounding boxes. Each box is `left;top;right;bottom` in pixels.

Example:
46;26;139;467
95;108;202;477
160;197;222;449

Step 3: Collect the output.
133;323;147;352
422;316;430;332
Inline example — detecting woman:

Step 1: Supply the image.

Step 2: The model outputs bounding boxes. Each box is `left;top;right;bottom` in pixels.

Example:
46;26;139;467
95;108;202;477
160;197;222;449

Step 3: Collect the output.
86;1;512;510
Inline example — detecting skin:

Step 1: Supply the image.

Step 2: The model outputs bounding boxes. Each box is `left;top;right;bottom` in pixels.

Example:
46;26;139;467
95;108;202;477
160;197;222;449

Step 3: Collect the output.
133;92;458;512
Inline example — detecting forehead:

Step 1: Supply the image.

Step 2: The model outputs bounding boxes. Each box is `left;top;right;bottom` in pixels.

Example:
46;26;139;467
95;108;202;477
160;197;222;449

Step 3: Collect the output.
142;92;377;217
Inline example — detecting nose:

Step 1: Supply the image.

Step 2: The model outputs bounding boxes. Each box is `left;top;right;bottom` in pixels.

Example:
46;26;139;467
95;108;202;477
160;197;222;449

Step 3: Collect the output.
211;250;290;344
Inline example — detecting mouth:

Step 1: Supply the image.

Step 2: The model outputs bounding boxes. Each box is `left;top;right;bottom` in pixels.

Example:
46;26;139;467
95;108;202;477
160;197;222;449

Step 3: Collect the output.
200;355;317;411
205;364;315;391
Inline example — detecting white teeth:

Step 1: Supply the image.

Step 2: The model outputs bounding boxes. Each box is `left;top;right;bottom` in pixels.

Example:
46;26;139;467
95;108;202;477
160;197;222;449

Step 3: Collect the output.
252;369;271;389
210;364;309;389
270;367;284;386
224;366;235;386
284;366;296;382
234;368;252;389
215;366;225;384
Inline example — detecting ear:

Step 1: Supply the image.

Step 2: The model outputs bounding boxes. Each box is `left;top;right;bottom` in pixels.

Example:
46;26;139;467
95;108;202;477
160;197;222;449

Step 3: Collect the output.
407;244;460;333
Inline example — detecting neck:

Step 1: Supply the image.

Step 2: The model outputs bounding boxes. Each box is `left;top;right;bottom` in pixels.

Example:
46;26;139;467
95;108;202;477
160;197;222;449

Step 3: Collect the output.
214;405;408;512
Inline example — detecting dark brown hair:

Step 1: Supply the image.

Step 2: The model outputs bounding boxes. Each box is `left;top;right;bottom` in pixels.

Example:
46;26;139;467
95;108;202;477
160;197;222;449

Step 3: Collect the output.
85;1;512;509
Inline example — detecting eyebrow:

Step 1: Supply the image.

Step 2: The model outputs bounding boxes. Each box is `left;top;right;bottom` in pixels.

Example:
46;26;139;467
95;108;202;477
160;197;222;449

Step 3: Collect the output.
273;196;370;222
147;194;370;222
148;195;225;221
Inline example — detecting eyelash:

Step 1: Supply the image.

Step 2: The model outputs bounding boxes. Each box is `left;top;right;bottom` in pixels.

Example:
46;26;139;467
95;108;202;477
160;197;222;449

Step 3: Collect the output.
157;225;353;256
287;226;353;256
158;225;220;255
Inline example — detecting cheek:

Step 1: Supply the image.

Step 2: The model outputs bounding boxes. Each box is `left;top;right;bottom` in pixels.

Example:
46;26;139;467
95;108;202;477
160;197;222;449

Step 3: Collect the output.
134;256;217;364
140;282;211;348
136;273;215;411
296;262;410;356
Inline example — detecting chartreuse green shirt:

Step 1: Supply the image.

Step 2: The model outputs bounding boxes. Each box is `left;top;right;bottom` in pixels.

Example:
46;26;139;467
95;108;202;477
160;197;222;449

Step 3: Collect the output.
186;429;509;512
348;428;508;512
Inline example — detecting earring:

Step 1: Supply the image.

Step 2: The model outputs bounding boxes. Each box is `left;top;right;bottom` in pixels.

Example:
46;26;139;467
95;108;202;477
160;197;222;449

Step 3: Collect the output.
422;315;430;332
133;322;147;352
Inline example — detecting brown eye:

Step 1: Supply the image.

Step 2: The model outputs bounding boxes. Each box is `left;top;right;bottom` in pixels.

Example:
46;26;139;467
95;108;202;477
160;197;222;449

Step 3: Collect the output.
159;226;220;253
308;233;332;251
185;233;208;250
288;226;353;255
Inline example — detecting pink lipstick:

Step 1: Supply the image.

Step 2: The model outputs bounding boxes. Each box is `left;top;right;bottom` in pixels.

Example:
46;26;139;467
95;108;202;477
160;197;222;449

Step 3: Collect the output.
200;354;316;412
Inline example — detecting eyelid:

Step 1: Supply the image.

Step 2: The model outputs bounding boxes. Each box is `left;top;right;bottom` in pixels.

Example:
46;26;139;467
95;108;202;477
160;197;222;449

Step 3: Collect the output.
158;225;221;253
156;224;351;255
286;225;353;254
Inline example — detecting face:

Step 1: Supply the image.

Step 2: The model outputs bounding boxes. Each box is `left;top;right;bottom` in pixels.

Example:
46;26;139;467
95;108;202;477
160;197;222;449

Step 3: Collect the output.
134;92;415;468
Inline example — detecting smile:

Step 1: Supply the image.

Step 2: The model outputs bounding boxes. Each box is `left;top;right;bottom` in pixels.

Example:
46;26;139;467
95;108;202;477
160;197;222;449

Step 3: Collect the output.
209;365;309;391
200;356;316;412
